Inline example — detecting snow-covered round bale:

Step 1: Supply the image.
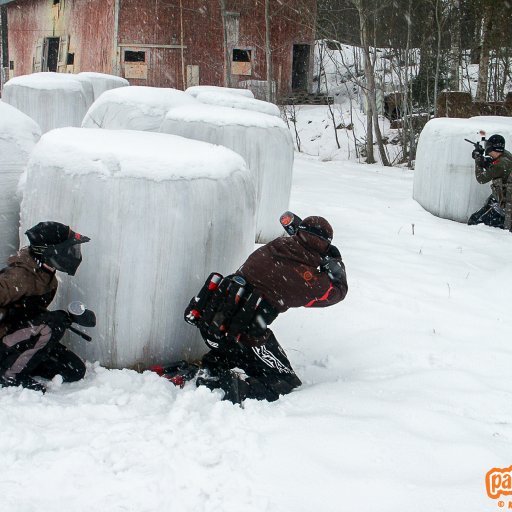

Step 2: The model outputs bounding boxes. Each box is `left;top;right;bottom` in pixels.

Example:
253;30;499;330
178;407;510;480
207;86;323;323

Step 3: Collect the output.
0;101;41;266
78;72;129;101
3;72;94;134
20;128;256;369
82;86;198;131
413;117;512;222
160;104;293;243
185;85;254;99
196;91;281;117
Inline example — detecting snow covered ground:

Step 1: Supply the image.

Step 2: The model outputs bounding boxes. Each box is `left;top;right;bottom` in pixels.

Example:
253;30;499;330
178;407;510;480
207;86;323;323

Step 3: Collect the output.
1;153;511;512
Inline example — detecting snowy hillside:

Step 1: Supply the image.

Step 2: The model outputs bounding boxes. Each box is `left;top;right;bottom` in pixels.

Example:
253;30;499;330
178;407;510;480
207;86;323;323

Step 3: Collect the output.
1;152;511;512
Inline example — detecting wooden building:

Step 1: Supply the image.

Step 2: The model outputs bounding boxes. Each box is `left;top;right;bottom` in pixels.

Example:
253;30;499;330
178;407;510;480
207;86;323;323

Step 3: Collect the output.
0;0;317;99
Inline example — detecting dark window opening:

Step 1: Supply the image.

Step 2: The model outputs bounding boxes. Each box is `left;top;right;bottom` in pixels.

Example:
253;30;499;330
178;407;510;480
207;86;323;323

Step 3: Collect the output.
124;50;146;63
46;37;60;72
9;61;14;70
53;0;60;5
67;53;74;66
232;49;251;63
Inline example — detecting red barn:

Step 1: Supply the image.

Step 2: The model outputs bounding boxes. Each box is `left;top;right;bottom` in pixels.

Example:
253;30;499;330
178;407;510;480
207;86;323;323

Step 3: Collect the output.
0;0;316;100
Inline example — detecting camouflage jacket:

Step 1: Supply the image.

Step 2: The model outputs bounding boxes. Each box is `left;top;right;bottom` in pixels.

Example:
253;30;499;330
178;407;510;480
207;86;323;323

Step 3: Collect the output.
475;150;512;230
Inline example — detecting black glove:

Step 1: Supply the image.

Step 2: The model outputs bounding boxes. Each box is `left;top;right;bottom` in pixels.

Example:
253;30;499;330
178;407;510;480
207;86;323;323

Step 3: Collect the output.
327;244;341;259
320;256;345;284
472;148;483;160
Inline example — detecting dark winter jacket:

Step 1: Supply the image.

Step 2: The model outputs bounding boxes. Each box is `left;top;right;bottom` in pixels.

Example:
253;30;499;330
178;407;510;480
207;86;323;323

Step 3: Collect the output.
0;248;58;338
475;150;512;230
238;232;348;314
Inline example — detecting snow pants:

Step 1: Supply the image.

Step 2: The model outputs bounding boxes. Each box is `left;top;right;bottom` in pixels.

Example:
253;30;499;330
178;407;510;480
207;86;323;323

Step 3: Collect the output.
0;311;85;383
200;329;302;402
468;195;505;228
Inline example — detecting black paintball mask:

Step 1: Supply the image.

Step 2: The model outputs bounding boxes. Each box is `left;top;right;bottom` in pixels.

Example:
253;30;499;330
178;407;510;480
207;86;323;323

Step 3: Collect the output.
26;221;90;276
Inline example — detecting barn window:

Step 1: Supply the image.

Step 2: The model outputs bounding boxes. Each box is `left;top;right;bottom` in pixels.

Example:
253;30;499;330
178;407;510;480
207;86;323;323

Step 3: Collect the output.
231;49;252;76
124;50;146;63
9;61;14;70
53;0;60;4
67;53;75;65
232;49;251;63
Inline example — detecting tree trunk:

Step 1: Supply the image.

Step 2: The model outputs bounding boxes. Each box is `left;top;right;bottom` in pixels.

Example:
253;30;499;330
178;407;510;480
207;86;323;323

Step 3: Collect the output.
219;0;232;88
449;0;460;90
359;5;390;166
476;3;493;101
265;0;273;102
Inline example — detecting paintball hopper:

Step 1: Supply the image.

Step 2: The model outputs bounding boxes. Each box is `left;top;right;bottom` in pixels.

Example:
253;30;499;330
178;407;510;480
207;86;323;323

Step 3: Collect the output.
67;301;96;328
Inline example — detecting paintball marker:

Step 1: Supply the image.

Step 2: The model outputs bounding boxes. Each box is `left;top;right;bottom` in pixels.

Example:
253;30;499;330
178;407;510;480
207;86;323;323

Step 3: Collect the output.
67;301;96;341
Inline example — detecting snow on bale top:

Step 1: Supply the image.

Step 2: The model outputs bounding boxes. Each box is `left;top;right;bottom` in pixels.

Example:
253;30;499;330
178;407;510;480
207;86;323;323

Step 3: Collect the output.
195;91;281;117
33;127;247;181
0;101;41;266
5;72;85;91
161;103;293;243
82;86;198;131
78;72;129;101
185;85;254;99
162;103;285;129
413;117;512;222
0;100;41;148
3;72;94;133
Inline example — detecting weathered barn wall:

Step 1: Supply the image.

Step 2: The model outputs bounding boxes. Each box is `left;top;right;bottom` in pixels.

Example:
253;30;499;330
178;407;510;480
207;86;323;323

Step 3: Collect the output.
7;0;115;77
116;0;315;95
6;0;316;97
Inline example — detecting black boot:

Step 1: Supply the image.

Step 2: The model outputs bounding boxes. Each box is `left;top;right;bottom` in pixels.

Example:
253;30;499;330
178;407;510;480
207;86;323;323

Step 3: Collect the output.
0;375;46;393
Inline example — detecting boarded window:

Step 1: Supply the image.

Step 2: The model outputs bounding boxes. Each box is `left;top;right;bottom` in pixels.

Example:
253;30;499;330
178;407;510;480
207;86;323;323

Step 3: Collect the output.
232;49;252;76
124;50;146;63
186;65;200;87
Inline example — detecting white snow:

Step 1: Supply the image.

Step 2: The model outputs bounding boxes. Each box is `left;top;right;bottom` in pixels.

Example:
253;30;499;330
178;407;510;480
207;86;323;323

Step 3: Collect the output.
3;152;512;512
0;101;41;266
82;86;198;131
20;127;256;368
413;117;512;222
161;104;294;242
186;85;254;99
196;90;281;117
2;72;94;133
78;72;129;101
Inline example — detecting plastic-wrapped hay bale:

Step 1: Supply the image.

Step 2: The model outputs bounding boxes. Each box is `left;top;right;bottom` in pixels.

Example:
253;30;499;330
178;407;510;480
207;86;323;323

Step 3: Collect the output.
78;72;130;101
160;104;293;242
196;91;280;117
186;85;254;99
3;72;94;134
413;117;512;222
20;128;256;369
0;101;41;266
82;86;198;131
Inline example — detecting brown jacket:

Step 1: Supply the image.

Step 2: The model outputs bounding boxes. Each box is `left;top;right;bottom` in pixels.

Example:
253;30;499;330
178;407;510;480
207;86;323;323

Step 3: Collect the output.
0;248;58;337
238;233;348;314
